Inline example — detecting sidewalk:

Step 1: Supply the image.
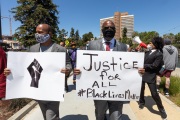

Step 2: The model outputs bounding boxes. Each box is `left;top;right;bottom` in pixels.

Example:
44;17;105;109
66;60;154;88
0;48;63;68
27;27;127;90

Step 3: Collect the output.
19;75;137;120
8;69;180;120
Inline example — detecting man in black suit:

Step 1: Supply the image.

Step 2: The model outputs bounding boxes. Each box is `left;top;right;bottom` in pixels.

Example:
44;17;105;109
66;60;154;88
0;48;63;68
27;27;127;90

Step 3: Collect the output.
139;37;167;119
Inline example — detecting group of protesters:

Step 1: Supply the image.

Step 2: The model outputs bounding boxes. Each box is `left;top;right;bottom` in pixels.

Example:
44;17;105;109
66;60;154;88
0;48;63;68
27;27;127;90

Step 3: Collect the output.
1;20;179;120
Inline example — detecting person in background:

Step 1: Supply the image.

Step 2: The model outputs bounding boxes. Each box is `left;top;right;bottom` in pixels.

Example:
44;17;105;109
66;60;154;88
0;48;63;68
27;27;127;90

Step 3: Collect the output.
156;38;178;97
60;41;65;47
59;41;69;92
0;46;7;100
139;37;167;120
85;41;89;50
4;24;71;120
68;41;77;85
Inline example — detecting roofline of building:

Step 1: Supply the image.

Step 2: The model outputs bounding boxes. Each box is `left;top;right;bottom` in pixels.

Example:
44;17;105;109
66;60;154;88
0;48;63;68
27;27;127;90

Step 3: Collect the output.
121;15;134;17
100;17;113;21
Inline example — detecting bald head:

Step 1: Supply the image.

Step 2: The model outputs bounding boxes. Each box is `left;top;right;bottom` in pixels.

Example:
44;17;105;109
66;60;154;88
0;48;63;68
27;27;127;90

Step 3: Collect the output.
35;24;52;45
36;24;51;34
102;20;115;29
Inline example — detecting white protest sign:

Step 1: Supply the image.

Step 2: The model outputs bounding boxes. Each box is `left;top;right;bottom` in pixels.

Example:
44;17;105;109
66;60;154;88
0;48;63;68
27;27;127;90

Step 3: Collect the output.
76;50;144;101
6;52;65;101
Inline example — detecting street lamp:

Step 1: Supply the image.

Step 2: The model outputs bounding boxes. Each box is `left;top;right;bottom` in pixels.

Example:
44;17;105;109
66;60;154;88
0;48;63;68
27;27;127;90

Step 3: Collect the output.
1;16;12;36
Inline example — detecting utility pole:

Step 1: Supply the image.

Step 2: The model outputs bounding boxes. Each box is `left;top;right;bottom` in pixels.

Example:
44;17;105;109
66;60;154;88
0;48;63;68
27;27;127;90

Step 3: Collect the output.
1;16;12;36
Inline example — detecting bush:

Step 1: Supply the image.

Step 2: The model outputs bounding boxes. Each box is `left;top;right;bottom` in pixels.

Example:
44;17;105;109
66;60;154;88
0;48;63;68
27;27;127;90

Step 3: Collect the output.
160;76;180;107
160;76;180;95
169;76;180;95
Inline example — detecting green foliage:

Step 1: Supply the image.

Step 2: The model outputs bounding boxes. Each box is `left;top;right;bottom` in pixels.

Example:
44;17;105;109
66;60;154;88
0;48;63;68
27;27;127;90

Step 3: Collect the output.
163;33;175;41
69;27;75;40
159;76;180;107
139;31;159;44
57;29;68;43
11;0;59;47
82;32;93;43
69;28;80;41
76;40;84;48
173;32;180;49
160;76;180;95
169;76;180;95
122;27;127;38
75;30;80;40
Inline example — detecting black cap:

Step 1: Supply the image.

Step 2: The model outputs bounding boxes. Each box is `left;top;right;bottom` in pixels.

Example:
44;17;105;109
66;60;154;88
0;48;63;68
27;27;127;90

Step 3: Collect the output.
164;39;171;45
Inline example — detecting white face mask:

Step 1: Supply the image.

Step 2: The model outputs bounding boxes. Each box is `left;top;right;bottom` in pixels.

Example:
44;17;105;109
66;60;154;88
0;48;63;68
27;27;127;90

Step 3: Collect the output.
147;44;153;50
35;33;50;43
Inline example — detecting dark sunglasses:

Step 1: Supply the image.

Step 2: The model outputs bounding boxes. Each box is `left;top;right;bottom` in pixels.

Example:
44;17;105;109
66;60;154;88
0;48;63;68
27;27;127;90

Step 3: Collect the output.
103;26;115;30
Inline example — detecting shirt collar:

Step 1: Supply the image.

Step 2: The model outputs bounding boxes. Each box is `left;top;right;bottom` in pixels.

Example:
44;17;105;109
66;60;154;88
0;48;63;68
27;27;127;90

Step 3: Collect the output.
102;38;115;45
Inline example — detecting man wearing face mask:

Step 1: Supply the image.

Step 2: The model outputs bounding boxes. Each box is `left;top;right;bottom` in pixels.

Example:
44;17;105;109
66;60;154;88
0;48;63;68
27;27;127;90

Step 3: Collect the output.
32;24;71;120
74;20;128;120
139;37;167;120
3;24;71;120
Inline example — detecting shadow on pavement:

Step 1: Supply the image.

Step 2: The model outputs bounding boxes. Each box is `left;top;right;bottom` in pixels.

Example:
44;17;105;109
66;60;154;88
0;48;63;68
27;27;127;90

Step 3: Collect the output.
61;114;88;120
144;96;161;115
136;95;161;116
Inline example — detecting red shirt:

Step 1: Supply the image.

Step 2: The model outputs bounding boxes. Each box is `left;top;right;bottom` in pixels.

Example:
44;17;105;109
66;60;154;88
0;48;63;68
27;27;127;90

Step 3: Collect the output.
0;47;7;98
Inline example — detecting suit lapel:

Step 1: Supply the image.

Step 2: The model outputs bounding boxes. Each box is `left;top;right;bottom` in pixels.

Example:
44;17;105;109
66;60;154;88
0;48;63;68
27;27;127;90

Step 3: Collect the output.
144;51;150;62
51;43;56;52
34;43;40;52
145;50;156;62
98;39;104;51
113;40;118;51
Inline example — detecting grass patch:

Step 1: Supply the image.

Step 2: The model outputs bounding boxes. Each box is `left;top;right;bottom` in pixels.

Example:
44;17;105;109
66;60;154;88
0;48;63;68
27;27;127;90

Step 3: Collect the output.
159;76;180;107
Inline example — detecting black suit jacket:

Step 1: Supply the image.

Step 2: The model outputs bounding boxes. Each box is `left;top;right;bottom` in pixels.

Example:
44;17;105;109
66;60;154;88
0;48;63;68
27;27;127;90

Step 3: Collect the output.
142;50;163;83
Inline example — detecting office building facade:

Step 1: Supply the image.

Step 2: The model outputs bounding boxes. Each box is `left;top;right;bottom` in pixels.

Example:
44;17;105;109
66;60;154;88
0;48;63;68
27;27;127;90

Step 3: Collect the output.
100;12;134;39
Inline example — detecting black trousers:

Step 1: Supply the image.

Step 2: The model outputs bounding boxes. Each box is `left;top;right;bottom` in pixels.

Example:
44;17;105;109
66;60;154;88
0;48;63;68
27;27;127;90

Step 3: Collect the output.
139;81;164;111
94;100;123;120
36;100;60;120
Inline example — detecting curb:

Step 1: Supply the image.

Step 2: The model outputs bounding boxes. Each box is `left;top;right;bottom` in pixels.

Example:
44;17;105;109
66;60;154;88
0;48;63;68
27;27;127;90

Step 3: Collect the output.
8;100;37;120
171;68;180;77
159;93;180;111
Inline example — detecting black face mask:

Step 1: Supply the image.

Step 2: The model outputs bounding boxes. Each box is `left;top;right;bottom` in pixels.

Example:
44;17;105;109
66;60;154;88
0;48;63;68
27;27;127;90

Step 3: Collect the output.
102;29;115;41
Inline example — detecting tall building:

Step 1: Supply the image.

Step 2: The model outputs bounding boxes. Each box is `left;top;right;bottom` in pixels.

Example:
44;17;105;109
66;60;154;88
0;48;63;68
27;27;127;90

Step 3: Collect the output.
100;12;134;39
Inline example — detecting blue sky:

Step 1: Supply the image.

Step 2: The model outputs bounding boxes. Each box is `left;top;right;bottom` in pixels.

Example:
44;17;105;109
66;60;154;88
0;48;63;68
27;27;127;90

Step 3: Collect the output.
1;0;180;38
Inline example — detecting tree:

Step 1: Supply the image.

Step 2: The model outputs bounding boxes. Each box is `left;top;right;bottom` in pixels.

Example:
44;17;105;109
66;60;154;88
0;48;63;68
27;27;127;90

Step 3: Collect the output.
174;32;180;48
75;30;80;41
122;27;127;38
130;31;159;49
57;29;68;43
163;33;175;42
138;31;159;44
11;0;59;47
69;27;75;40
82;32;93;43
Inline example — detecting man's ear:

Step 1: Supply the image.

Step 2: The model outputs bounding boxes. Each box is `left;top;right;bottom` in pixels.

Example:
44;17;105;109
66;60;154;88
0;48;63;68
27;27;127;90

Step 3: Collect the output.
49;32;53;37
101;28;104;33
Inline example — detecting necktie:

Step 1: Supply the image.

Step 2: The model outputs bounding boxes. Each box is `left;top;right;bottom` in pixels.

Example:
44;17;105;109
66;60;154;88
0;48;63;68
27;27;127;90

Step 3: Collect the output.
105;42;110;51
